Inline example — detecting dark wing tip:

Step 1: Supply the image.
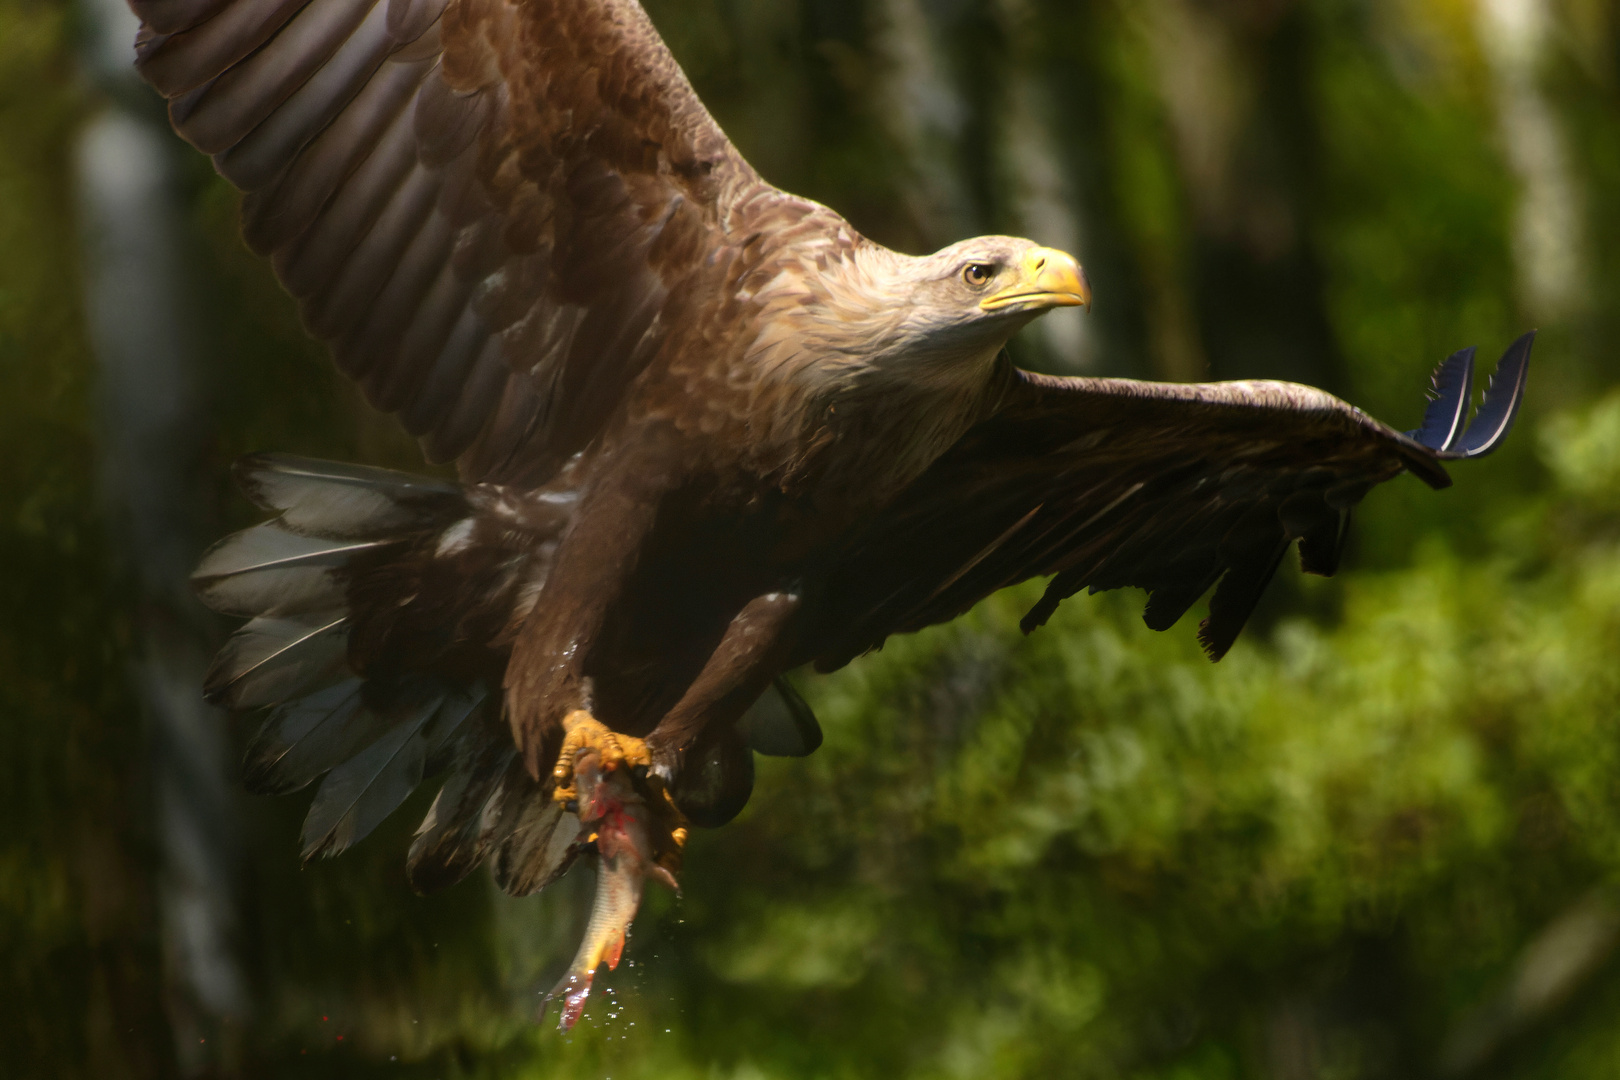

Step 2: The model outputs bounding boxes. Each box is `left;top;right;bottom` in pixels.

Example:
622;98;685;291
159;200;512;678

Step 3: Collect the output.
1408;346;1477;452
1142;569;1221;632
1445;330;1534;459
1195;533;1292;662
1393;440;1454;491
1405;332;1533;461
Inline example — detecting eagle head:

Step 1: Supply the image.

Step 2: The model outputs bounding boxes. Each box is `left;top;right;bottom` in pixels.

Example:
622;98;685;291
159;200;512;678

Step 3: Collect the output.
921;236;1091;318
855;236;1092;383
753;235;1092;499
748;235;1092;491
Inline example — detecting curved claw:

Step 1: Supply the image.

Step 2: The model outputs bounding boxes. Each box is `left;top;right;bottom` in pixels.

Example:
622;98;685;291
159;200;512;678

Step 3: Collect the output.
1408;332;1534;461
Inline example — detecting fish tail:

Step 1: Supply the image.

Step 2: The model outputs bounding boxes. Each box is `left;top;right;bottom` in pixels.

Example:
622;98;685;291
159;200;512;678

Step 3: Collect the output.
546;849;645;1030
555;969;594;1031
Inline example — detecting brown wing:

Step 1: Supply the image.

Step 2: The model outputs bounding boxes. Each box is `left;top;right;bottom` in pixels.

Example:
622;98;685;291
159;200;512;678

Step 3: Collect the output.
132;0;773;482
806;350;1527;671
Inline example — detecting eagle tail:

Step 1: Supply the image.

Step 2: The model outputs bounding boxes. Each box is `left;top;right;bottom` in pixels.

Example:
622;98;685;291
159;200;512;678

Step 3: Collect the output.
297;683;489;862
483;758;587;896
194;454;567;883
405;720;517;893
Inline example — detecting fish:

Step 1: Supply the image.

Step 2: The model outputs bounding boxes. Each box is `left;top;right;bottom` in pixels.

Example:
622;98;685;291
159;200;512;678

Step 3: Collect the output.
546;748;679;1031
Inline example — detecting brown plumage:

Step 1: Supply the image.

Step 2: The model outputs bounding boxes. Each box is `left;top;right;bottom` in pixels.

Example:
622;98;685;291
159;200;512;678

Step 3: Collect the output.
135;0;1529;1027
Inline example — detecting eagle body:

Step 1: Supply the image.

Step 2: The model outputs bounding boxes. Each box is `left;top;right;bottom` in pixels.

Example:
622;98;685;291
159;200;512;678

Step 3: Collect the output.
134;0;1530;1027
507;268;1020;781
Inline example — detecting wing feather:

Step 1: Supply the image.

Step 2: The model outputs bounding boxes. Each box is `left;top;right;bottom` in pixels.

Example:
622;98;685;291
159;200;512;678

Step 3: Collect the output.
402;311;489;437
133;0;233;35
217;4;398;188
318;168;444;339
130;0;810;482
427;337;508;461
239;57;428;249
175;0;379;154
386;0;447;42
345;229;464;389
136;0;308;97
806;352;1529;670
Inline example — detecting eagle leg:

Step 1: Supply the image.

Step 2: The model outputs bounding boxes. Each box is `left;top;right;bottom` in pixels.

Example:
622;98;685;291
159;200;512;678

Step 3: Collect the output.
645;590;804;761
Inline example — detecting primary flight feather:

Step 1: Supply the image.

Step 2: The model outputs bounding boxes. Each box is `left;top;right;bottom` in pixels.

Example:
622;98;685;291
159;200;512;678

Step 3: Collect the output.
128;0;1530;1029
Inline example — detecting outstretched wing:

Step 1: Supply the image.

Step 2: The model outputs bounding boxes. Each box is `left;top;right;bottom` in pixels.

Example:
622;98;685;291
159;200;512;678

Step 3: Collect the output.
131;0;775;482
809;334;1532;670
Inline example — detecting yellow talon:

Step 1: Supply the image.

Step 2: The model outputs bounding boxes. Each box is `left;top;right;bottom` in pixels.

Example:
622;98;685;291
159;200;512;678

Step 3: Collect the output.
548;710;688;891
551;709;652;805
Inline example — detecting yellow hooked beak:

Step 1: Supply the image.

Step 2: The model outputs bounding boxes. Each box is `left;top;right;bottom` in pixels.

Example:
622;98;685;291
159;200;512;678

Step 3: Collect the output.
980;247;1092;313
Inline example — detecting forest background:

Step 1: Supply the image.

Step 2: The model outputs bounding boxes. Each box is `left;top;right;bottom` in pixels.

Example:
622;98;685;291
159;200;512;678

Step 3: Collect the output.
5;0;1620;1077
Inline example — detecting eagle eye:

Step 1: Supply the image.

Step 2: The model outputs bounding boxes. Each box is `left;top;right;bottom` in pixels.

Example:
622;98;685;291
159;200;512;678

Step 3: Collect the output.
962;263;995;288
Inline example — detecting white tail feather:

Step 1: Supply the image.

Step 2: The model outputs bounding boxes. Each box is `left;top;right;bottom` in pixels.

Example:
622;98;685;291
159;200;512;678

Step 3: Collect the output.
237;453;461;539
194;523;394;616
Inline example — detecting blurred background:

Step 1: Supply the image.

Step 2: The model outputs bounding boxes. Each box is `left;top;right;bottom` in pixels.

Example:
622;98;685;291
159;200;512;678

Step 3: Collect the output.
5;0;1620;1076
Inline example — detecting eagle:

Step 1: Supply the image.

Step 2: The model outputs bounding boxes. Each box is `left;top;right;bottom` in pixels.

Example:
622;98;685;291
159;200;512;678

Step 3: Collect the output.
130;0;1529;1028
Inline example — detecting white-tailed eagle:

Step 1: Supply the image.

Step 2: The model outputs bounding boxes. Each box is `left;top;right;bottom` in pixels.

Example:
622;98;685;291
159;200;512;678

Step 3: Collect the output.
130;0;1530;1027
